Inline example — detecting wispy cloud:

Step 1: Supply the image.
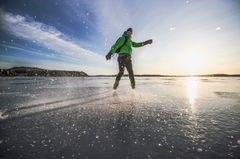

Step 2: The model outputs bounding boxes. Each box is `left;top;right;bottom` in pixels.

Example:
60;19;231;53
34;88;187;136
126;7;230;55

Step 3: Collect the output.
0;43;50;57
0;9;102;60
0;42;99;64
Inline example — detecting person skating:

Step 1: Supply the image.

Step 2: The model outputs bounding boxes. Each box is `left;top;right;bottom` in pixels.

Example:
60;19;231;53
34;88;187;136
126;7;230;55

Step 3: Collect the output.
106;28;153;89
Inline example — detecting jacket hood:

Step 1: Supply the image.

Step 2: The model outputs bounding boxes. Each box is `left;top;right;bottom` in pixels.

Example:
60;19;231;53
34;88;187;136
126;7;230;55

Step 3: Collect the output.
122;31;131;38
123;31;128;36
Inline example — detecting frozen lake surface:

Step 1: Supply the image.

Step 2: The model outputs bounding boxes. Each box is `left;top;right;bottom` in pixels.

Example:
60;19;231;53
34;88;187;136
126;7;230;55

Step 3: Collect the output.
0;77;240;159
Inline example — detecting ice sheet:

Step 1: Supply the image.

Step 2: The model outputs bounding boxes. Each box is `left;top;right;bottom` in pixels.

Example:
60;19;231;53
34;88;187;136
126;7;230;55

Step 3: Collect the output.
0;77;240;158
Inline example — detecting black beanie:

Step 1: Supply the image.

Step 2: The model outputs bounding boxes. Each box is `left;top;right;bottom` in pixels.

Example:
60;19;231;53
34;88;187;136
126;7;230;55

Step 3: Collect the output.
127;28;133;33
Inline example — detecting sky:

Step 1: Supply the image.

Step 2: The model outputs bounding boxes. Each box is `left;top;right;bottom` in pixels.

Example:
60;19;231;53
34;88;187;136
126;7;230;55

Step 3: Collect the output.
0;0;240;75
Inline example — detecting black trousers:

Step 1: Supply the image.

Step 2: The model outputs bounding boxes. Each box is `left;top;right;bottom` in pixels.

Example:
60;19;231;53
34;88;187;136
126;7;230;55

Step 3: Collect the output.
115;54;135;87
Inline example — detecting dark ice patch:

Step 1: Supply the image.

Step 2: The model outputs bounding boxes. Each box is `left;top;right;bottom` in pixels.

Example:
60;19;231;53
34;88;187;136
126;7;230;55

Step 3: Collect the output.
214;92;240;99
162;78;176;81
201;79;215;82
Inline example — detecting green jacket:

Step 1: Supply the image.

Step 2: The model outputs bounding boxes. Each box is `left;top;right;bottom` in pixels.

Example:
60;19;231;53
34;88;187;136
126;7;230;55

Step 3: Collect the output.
110;34;145;56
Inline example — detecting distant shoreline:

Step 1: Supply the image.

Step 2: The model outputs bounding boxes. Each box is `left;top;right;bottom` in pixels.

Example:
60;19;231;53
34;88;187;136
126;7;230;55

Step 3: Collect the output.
0;67;239;77
0;67;88;77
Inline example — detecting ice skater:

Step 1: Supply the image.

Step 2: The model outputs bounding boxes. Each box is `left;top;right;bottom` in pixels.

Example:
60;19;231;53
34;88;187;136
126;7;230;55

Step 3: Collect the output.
106;28;152;89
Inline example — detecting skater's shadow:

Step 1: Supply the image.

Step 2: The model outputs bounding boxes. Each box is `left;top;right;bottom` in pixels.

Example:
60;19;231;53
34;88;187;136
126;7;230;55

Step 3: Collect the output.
3;90;109;116
1;90;111;123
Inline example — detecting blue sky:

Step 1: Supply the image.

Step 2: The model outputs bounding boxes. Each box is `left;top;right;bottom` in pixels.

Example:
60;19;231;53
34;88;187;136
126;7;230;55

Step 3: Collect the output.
0;0;240;75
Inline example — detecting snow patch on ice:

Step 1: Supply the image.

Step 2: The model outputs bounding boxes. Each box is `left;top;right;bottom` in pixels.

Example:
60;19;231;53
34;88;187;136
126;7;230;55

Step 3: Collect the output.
0;111;8;120
216;27;221;31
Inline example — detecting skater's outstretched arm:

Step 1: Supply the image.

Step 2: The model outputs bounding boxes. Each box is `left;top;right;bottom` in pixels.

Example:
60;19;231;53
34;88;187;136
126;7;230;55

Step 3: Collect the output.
132;39;153;48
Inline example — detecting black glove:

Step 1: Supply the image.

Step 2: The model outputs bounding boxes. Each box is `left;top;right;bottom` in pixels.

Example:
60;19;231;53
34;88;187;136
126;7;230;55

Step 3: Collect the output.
106;52;112;60
143;39;153;45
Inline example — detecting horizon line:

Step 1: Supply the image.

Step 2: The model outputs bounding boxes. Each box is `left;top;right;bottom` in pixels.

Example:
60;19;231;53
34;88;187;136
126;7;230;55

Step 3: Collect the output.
1;66;240;77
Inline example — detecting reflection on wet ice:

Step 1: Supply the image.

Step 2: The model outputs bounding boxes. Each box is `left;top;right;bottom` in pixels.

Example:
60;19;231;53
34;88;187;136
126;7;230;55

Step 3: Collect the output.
186;77;198;107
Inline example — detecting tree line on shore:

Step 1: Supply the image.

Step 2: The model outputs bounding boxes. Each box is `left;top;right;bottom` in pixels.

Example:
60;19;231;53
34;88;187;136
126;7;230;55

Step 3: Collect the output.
0;67;88;77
